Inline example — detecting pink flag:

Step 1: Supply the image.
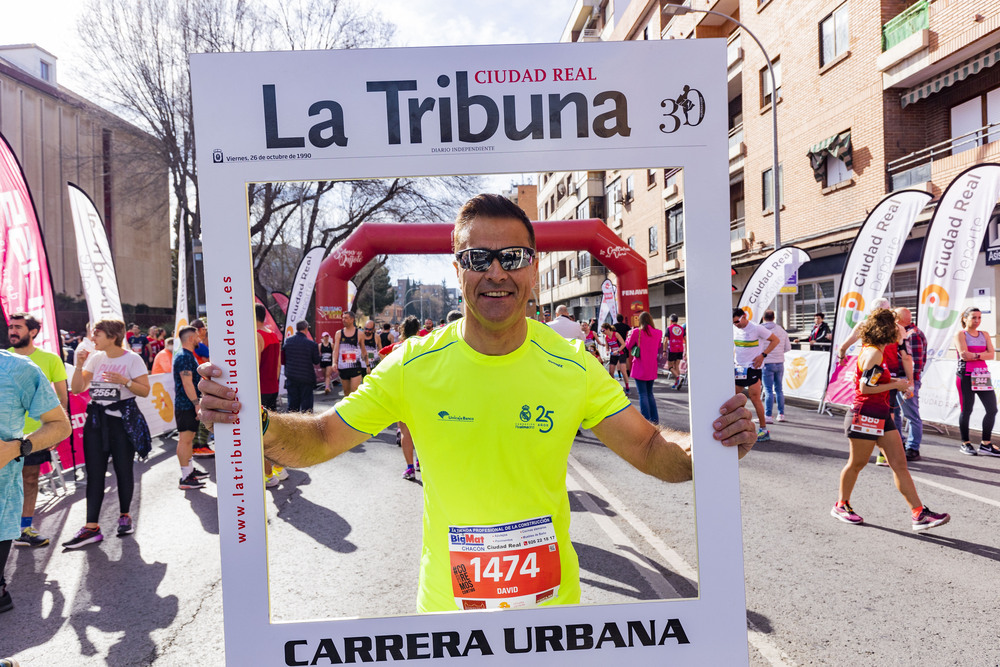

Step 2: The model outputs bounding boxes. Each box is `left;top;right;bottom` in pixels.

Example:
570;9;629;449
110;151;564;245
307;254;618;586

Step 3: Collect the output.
0;131;60;356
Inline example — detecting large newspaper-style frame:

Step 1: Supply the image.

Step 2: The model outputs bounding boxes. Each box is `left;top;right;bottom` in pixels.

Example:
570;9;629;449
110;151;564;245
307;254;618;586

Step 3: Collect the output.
190;41;746;665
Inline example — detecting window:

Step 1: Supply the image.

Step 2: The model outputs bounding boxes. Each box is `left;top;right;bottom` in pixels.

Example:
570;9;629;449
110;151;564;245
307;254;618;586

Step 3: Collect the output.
950;87;1000;154
648;226;659;254
625;175;634;202
792;280;837;332
664;168;680;189
760;57;781;107
884;268;918;313
647;168;656;187
569;258;576;278
578;251;591;271
666;204;684;244
39;60;51;81
576;200;589;220
825;153;852;187
820;4;849;67
762;164;783;211
627;235;636;249
606;178;622;219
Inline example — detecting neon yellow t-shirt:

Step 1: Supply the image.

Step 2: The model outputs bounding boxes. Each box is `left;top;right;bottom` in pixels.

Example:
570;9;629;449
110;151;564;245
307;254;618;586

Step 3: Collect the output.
336;318;631;612
8;347;66;433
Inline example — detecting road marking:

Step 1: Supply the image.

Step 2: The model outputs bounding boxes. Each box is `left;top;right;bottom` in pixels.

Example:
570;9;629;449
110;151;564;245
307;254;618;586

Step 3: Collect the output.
565;470;682;599
567;454;797;667
910;474;1000;508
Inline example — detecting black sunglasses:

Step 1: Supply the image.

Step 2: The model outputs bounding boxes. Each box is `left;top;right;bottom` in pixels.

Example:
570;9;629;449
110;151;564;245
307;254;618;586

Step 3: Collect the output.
455;246;535;272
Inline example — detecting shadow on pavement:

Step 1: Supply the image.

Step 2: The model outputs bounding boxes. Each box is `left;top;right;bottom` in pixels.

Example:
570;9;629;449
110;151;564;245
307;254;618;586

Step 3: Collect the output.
746;609;775;634
575;542;697;601
269;470;357;553
866;523;1000;562
569;490;617;517
47;540;178;664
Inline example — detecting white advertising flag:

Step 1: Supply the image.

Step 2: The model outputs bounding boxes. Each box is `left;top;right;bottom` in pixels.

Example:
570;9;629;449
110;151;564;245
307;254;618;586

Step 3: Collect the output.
737;246;811;322
284;246;326;338
175;232;189;335
919;164;1000;363
829;190;931;361
68;183;123;323
596;278;618;326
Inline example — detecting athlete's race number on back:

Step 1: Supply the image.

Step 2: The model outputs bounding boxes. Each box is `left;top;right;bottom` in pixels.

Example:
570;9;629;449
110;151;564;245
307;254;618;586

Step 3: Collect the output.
469;553;541;583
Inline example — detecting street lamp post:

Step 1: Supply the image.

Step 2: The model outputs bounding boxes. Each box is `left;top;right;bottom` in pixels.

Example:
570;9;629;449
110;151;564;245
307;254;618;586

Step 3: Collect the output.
663;5;783;316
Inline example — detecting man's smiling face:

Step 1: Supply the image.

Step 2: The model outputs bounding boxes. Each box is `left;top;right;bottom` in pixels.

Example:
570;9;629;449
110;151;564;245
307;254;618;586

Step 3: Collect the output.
454;216;537;334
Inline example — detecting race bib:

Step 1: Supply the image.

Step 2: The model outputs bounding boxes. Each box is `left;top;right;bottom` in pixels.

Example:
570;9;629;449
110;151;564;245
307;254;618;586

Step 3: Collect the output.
850;412;885;436
340;352;357;364
972;369;993;391
449;516;561;611
734;365;748;381
90;381;121;402
321;352;333;363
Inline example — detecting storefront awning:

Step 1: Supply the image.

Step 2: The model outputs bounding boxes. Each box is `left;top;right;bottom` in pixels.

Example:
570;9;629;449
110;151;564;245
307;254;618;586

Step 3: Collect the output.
808;130;852;184
901;42;1000;108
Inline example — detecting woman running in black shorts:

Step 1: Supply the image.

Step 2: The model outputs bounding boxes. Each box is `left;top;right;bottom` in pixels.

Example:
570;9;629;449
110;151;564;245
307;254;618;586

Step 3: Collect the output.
832;308;949;532
600;322;629;393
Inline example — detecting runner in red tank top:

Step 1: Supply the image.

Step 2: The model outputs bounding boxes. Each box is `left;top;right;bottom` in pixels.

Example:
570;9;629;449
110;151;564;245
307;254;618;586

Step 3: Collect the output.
832;308;949;532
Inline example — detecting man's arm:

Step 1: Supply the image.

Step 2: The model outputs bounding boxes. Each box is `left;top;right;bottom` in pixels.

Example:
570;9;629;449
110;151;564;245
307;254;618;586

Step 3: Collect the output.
837;326;861;360
180;371;199;405
196;363;369;466
0;405;71;469
590;394;755;483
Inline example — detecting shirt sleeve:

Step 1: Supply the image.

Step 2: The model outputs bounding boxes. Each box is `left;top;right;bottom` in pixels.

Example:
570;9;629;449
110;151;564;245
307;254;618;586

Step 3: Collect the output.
48;354;68;382
21;362;60;422
581;351;631;430
334;352;404;436
128;352;149;379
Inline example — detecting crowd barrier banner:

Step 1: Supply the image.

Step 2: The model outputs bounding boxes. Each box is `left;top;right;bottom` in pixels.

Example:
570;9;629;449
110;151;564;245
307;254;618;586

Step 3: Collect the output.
68;182;124;323
0;131;61;356
918;164;1000;363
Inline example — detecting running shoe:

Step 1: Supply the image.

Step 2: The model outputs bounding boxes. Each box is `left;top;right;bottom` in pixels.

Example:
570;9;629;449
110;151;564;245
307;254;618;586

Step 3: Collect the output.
274;465;289;481
192;468;210;479
959;442;978;456
764;415;774;424
402;465;416;481
395;428;402;446
415;458;420;471
265;471;280;488
912;507;950;532
179;471;206;490
756;428;770;442
831;502;863;525
117;516;135;536
192;446;215;458
905;449;921;462
875;453;889;467
62;526;103;549
0;585;11;613
775;414;786;423
979;443;1000;457
14;526;49;548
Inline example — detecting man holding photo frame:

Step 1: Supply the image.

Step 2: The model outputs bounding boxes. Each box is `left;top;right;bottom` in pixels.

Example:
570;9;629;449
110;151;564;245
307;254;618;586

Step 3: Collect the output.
198;193;756;613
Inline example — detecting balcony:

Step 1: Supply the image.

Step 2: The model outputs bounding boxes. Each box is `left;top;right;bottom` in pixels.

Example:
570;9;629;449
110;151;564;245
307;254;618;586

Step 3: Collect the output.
878;1;931;85
887;121;1000;192
882;1;929;53
728;125;746;167
727;32;743;72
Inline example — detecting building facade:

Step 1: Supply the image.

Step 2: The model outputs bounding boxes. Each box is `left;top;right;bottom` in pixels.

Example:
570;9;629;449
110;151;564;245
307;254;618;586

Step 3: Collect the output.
540;0;1000;338
0;44;172;328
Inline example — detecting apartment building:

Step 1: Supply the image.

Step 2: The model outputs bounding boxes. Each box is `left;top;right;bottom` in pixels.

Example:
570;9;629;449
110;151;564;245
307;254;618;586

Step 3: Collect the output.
541;0;1000;335
0;44;172;321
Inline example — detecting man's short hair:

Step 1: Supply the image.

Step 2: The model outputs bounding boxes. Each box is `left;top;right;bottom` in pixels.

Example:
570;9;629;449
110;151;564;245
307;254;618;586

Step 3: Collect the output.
814;312;825;320
296;320;309;332
178;326;199;344
446;310;462;322
616;314;624;323
732;307;745;319
382;323;391;330
452;193;535;251
255;303;267;323
669;313;678;322
763;309;775;322
8;312;41;337
191;318;206;330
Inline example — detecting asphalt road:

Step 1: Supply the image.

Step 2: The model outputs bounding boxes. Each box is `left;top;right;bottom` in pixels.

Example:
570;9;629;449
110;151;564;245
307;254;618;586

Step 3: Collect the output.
3;380;999;666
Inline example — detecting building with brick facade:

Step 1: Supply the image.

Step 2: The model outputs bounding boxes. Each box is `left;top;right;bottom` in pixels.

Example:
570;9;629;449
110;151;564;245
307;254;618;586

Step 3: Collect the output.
540;0;1000;338
0;44;172;331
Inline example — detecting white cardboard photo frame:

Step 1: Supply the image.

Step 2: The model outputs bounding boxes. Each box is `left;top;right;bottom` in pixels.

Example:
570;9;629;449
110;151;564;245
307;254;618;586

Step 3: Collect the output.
190;40;746;665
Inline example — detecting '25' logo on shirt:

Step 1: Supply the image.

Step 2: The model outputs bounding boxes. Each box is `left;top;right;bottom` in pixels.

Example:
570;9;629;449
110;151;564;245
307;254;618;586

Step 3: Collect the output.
518;405;554;434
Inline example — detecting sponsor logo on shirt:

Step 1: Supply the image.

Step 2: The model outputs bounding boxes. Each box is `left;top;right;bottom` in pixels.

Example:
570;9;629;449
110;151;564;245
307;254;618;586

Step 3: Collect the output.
437;410;474;423
514;404;555;433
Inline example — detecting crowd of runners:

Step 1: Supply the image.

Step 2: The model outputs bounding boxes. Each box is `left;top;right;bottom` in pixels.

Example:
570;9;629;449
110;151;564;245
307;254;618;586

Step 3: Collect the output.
4;193;995;618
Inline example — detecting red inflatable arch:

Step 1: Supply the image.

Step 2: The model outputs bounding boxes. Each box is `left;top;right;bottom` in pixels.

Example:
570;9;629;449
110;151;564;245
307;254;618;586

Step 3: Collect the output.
314;219;649;339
